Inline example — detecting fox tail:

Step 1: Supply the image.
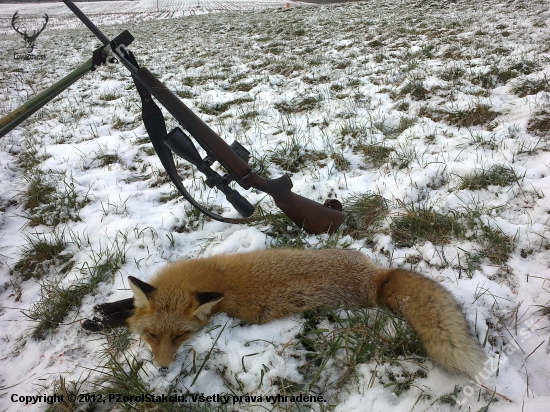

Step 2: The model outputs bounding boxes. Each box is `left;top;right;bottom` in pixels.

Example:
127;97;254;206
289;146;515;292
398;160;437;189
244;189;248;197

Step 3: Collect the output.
376;269;485;377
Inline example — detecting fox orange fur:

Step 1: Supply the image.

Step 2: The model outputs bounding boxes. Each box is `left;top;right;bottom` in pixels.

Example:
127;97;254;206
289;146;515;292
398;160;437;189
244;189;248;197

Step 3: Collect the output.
125;248;484;376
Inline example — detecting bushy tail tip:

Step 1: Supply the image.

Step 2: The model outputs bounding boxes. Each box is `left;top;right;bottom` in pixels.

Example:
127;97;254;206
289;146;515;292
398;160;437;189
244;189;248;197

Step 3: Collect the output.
377;269;485;376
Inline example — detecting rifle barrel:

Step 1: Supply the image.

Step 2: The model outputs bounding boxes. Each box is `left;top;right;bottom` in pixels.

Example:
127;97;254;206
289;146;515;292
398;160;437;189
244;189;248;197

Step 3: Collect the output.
64;0;252;180
62;0;110;45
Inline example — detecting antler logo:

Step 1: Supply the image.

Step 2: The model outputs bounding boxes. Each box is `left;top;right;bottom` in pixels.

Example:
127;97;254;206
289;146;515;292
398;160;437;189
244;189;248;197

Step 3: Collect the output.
11;11;49;54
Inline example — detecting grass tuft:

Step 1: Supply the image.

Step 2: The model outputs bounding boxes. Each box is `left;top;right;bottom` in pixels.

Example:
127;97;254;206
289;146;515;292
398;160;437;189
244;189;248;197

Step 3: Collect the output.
255;210;306;248
344;192;389;241
198;97;253;116
13;231;73;280
30;279;91;340
400;80;430;100
338;120;367;139
446;103;499;128
17;135;52;172
355;143;393;167
95;350;166;411
527;107;550;136
479;224;515;264
270;141;327;173
390;203;463;247
471;60;539;89
331;151;351;171
274;96;321;114
22;171;56;211
511;76;550;97
93;150;121;168
46;375;90;412
439;65;465;81
29;238;127;339
21;170;90;227
458;164;518;190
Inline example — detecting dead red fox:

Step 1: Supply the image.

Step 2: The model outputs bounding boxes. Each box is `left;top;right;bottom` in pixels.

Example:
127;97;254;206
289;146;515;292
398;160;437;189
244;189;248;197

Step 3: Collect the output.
84;248;485;376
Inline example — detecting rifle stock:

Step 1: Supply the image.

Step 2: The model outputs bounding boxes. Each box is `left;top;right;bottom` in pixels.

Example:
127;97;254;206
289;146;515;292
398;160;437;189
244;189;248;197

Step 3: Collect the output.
244;174;346;234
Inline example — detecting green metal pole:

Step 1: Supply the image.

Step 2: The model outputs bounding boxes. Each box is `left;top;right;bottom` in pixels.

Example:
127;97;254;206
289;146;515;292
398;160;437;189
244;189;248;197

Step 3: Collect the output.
0;57;94;138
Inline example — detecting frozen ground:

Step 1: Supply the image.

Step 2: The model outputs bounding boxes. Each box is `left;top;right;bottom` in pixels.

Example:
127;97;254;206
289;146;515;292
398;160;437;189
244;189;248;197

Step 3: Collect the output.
0;0;549;411
0;0;295;32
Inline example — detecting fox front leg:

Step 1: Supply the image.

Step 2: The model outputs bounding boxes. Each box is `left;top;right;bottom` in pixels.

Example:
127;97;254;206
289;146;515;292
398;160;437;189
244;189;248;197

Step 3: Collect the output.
81;298;134;331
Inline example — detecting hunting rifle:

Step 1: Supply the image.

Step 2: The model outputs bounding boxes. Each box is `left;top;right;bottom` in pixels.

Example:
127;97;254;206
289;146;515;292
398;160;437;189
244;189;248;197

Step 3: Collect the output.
0;0;346;234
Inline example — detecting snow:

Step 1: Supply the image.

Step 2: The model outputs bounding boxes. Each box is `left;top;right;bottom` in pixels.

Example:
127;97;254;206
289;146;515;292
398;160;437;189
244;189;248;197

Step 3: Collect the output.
0;0;549;411
0;0;293;31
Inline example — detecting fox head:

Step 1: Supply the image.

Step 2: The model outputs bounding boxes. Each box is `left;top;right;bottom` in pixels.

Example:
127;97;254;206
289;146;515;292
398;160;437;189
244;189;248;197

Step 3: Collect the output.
127;276;224;368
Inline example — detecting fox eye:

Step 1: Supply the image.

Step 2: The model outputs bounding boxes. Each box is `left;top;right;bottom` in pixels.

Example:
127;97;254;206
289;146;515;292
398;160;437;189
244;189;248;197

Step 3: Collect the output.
148;332;158;339
175;333;186;340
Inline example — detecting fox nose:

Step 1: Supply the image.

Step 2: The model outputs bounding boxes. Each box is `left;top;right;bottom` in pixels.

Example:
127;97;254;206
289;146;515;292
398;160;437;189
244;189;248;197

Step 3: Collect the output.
159;366;169;375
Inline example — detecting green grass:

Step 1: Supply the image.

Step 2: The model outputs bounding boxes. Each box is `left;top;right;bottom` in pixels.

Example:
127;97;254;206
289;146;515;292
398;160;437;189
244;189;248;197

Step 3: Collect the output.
99;89;122;101
2;0;548;408
92;146;121;168
90;326;230;411
399;80;430;100
458;164;519;190
175;88;195;99
22;171;56;211
446;103;499;128
274;95;322;114
511;76;550;97
355;143;393;167
295;307;425;393
149;165;173;187
13;231;73;280
417;102;500;127
479;224;515;264
331;151;351;171
25;171;90;227
338;120;368;139
439;65;465;82
460;219;516;265
470;60;539;89
168;203;226;234
46;375;91;412
344;192;389;241
527;107;550;136
30;279;93;340
269;133;327;173
16;135;52;173
457;198;517;265
454;250;485;279
390;203;463;248
458;224;515;267
253;209;306;248
28;237;127;339
95;350;169;411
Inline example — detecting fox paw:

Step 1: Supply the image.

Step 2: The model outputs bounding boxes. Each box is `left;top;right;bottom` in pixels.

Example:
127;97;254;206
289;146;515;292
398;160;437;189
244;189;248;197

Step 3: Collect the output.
81;317;106;332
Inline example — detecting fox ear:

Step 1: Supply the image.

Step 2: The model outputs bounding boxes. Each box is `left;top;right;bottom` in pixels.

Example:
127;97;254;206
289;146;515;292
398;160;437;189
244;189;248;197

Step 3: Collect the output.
128;276;156;308
192;292;224;321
